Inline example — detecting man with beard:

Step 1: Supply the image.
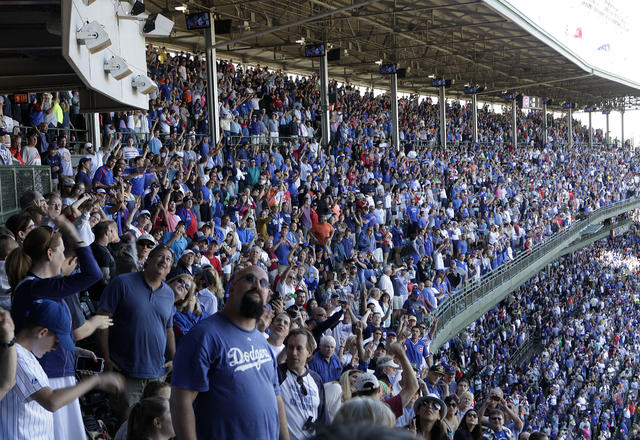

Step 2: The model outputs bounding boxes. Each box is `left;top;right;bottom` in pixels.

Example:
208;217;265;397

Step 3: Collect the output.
170;264;290;440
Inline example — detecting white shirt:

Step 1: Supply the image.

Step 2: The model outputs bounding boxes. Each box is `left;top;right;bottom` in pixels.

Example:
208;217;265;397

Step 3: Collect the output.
0;344;53;440
57;147;73;177
21;145;41;166
280;369;321;440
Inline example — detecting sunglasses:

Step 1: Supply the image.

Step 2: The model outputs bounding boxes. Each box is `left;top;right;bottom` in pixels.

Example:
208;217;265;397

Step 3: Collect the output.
296;375;307;396
467;413;478;419
242;274;270;288
177;279;191;291
420;400;441;411
447;402;457;407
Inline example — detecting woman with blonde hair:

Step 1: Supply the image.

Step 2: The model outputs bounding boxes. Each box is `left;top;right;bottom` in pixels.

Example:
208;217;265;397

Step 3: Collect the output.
338;369;362;403
169;274;207;345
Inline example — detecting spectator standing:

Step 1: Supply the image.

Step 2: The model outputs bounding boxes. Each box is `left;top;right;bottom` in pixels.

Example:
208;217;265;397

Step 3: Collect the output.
278;327;328;439
309;335;342;383
96;245;176;420
0;299;123;440
482;410;514;440
170;264;289;440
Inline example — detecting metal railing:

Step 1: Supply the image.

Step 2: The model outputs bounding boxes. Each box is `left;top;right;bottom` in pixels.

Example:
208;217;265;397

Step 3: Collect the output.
0;166;52;223
432;196;640;348
14;125;91;151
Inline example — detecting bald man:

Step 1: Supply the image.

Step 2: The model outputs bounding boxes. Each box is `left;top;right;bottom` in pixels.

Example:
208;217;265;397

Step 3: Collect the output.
171;264;289;440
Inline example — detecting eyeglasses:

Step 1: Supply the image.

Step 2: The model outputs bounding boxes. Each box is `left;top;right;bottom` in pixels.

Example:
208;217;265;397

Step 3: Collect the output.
296;375;308;396
242;273;270;288
467;413;478;419
177;279;191;291
447;402;457;407
139;241;155;249
420;400;441;411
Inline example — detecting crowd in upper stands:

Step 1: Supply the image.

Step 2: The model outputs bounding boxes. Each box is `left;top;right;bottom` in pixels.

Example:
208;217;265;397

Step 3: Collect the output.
0;44;638;440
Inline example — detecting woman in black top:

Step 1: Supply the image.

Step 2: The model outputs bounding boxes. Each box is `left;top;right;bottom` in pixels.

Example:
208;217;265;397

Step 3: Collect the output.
454;408;483;440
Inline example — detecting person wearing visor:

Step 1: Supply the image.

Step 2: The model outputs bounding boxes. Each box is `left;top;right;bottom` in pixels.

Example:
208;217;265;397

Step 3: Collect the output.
414;393;448;440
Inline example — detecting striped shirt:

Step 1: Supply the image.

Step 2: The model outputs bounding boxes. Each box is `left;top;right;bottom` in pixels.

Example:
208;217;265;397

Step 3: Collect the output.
0;343;53;440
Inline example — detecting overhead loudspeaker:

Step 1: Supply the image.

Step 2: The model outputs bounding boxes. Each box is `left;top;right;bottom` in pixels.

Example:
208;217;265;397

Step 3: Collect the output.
132;75;157;94
142;13;174;37
76;21;111;54
215;19;232;34
397;68;407;78
104;55;132;80
327;48;341;62
130;0;146;16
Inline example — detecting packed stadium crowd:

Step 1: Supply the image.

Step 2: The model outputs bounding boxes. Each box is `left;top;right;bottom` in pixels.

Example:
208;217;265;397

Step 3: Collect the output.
0;45;638;440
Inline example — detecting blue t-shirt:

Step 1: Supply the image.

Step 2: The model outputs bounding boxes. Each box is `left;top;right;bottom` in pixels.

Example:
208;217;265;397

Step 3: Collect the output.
171;313;281;440
308;352;343;383
404;337;429;367
98;272;174;378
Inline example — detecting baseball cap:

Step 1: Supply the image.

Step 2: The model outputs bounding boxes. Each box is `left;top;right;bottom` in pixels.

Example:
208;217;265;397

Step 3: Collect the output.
96;188;107;194
84;142;93;149
413;393;447;419
25;299;75;351
444;364;456;375
377;355;399;369
137;233;156;245
138;209;151;217
355;372;380;394
429;364;445;375
0;127;8;136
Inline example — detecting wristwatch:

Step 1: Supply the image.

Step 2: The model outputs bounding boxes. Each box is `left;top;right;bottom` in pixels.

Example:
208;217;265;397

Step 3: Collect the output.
0;336;16;349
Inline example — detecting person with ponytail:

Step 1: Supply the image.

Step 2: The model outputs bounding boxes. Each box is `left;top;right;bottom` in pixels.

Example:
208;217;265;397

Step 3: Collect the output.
8;214;102;331
127;397;174;440
5;214;103;439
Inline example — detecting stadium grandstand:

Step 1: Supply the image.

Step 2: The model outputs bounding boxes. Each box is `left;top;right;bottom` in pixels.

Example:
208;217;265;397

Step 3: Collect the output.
0;1;639;440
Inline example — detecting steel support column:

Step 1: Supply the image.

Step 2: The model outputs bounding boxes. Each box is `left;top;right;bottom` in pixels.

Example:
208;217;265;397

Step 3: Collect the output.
204;14;220;144
605;112;610;145
319;51;330;148
439;86;446;148
472;94;478;144
86;113;101;151
390;73;399;150
568;106;573;148
621;108;626;147
511;98;517;147
542;101;548;146
588;112;593;149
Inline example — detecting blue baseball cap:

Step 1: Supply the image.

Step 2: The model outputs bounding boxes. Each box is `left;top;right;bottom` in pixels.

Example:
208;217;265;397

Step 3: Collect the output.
26;299;75;351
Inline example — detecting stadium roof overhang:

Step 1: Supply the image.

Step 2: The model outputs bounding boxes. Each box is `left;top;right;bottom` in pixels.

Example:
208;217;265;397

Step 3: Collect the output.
1;0;639;111
145;0;640;109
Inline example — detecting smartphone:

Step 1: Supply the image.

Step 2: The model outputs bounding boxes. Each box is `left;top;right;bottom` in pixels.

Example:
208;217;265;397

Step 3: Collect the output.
76;356;104;374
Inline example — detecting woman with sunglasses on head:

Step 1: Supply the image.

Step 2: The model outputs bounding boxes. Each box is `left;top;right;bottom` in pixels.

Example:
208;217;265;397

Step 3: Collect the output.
169;274;207;346
453;408;482;440
414;393;449;440
7;214;101;329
